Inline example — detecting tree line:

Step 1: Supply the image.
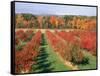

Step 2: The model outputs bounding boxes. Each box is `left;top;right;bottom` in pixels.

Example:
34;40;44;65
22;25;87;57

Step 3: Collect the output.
16;13;96;30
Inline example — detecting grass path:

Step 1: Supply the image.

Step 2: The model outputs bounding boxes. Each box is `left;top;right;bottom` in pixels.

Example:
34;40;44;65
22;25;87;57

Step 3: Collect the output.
53;32;79;70
31;33;72;73
31;33;96;73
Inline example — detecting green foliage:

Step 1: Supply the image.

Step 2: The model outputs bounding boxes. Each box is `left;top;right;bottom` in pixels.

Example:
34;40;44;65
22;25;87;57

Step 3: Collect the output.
15;14;18;19
29;22;33;28
23;14;33;21
16;22;24;28
26;33;34;42
16;41;27;51
16;45;23;51
90;16;96;19
64;15;73;20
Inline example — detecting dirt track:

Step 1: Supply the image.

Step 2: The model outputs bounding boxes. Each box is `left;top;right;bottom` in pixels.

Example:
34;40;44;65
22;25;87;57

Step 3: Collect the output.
15;28;76;33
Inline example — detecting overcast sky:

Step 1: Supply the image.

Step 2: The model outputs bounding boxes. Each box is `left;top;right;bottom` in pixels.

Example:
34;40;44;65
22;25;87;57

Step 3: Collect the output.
15;2;96;16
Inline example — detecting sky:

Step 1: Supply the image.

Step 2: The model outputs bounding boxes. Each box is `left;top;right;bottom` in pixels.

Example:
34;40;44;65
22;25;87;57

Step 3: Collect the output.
15;2;96;16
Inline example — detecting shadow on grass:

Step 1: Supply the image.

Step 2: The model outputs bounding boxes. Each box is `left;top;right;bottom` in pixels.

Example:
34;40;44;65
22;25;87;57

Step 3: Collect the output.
81;57;89;65
73;57;89;65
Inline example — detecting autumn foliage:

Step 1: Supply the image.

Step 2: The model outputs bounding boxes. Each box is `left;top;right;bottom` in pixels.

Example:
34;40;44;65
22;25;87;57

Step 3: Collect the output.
15;13;97;73
15;30;42;73
16;14;96;30
46;30;84;63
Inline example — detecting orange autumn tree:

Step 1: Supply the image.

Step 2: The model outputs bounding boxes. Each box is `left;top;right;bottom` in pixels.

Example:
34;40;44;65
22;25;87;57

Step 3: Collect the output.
78;18;96;30
37;16;43;28
49;16;58;28
23;20;31;28
58;18;65;28
69;16;96;30
91;19;96;30
16;14;24;28
70;17;77;28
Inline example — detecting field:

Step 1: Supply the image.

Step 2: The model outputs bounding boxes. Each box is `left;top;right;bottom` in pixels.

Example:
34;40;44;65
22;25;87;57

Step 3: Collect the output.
15;14;97;74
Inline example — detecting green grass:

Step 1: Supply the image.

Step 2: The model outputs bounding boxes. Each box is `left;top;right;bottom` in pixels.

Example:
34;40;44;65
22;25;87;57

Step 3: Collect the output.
45;41;72;71
31;33;71;73
77;50;97;70
31;33;97;73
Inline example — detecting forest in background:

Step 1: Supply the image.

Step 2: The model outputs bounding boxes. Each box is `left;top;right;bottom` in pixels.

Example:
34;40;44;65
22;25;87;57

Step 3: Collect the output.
15;13;96;30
